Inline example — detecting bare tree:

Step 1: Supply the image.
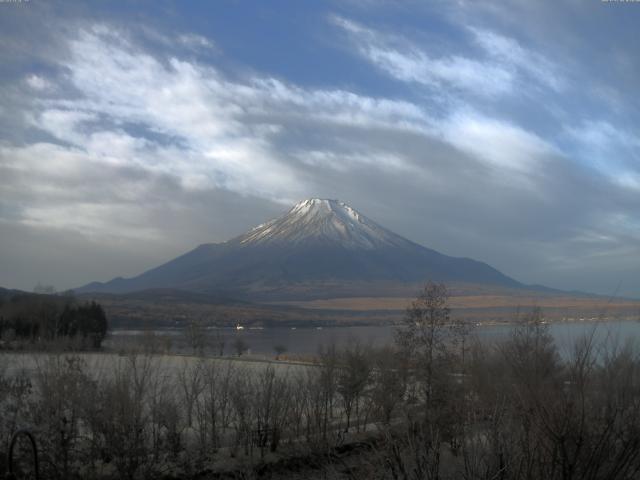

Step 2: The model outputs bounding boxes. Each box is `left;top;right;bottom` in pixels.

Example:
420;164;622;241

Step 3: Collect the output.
213;329;226;356
371;346;407;425
178;359;204;428
337;341;372;432
185;320;206;356
304;344;339;446
0;358;32;467
229;369;253;456
395;282;461;411
233;337;248;356
252;365;292;456
274;344;287;360
196;360;235;453
30;354;93;479
84;354;158;480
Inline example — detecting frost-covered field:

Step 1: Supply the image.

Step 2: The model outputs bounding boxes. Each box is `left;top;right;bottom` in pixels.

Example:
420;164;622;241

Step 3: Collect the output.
0;351;312;379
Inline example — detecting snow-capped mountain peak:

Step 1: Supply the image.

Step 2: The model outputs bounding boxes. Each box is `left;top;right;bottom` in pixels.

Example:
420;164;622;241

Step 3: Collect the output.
77;197;522;296
236;198;406;249
289;198;361;223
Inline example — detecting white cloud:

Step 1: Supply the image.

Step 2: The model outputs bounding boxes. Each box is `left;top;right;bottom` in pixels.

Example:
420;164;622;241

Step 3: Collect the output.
369;47;514;98
35;109;98;145
567;121;640;152
565;120;640;182
469;28;565;92
615;172;640;191
440;110;556;173
332;16;514;98
25;74;52;91
178;33;216;51
5;24;449;240
295;150;419;175
4;22;572;245
333;16;564;99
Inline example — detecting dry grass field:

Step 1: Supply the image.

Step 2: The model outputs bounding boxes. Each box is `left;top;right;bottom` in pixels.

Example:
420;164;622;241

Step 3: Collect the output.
270;293;640;324
272;294;640;311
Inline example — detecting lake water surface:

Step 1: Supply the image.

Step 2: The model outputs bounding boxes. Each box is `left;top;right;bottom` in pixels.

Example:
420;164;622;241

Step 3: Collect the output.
108;319;640;357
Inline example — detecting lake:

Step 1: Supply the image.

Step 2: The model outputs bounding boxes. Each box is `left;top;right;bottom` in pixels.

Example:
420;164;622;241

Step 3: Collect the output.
107;319;640;357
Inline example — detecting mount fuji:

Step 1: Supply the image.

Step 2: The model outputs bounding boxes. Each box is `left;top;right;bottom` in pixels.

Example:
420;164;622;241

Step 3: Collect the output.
78;199;523;300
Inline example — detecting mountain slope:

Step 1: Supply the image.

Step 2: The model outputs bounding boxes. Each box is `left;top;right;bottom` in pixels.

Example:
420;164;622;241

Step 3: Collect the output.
78;198;522;299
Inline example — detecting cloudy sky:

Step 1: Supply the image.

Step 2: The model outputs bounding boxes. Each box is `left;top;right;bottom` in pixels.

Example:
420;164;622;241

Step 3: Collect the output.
1;0;639;296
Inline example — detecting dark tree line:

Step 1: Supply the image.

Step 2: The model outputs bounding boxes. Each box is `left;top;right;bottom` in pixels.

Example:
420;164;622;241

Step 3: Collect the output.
0;293;108;349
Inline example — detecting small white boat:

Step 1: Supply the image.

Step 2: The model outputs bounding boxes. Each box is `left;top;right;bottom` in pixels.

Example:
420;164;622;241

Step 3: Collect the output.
236;324;245;330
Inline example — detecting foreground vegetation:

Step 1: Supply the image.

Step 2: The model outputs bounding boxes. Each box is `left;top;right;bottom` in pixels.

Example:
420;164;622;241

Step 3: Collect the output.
2;283;640;479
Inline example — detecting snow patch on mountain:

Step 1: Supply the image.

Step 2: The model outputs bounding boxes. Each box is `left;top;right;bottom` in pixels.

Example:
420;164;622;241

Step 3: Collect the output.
236;198;410;250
